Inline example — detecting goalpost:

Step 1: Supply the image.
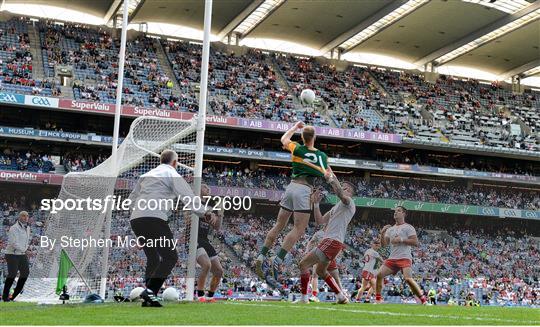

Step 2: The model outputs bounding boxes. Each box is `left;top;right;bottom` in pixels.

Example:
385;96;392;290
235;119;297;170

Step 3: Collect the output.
19;0;213;302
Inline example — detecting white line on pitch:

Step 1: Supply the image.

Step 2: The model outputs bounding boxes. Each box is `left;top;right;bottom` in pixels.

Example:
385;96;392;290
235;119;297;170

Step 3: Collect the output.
225;301;537;324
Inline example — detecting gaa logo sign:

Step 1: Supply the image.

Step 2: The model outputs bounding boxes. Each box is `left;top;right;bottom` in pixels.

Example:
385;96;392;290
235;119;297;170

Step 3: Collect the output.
0;93;20;103
501;209;520;217
524;211;539;219
366;199;377;207
32;97;51;106
481;207;496;216
25;95;58;107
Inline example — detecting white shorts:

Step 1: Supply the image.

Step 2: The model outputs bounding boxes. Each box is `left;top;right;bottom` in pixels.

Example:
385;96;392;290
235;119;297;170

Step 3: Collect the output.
279;182;312;213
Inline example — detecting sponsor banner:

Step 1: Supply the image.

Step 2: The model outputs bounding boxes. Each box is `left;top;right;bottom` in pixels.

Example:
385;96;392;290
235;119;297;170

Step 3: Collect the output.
58;100;237;126
478;206;499;217
0;92;25;104
237;148;265;158
499;208;522;218
522;210;539;219
205;145;282;161
59;99;115;113
412;165;437;173
268;152;291;160
24;95;59;108
205;145;234;155
458;205;479;215
327;196;537;219
205;115;237;126
0;126;114;143
208;186;283;201
438;168;464;175
398;164;412;171
342;130;401;143
359;160;382;169
0;126;36;136
125;106;181;119
383;163;399;169
0;170;63;185
236;118;401;144
328;157;356;165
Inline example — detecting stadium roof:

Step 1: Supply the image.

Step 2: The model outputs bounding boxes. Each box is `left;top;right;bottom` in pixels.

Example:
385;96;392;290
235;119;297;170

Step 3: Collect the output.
3;0;540;83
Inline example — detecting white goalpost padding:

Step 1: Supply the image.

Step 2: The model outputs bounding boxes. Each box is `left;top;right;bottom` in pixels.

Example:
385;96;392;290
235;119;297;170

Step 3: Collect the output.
185;0;213;302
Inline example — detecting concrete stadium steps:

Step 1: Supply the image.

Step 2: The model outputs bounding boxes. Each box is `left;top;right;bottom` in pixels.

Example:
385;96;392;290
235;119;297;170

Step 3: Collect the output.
54;164;67;174
153;38;183;97
419;105;435;123
367;69;397;102
59;85;74;99
27;22;45;80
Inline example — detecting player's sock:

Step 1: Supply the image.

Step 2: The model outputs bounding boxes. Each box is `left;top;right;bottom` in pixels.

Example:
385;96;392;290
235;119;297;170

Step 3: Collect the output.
312;290;318;297
258;246;270;260
197;290;204;298
420;294;427;304
324;274;342;294
207;291;215;298
375;293;382;301
276;248;288;261
300;272;311;295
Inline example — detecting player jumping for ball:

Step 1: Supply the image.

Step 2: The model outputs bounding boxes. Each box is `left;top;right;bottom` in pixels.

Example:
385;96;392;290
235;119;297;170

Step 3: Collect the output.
255;121;329;282
297;179;356;304
356;240;383;303
375;206;427;305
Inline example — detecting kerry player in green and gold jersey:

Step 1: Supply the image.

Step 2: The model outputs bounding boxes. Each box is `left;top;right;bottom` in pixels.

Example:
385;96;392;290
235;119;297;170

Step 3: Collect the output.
255;121;344;283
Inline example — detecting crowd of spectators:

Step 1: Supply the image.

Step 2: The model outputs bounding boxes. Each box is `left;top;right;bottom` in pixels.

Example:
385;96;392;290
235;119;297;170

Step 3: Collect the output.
204;134;538;176
219;213;539;306
0;148;54;173
0;18;58;96
62;153;105;172
0;17;537;152
203;165;289;190
0;192;538;305
164;41;327;125
203;165;539;210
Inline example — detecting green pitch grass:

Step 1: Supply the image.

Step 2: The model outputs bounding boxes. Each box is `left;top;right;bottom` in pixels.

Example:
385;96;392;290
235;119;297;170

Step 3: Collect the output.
0;300;538;325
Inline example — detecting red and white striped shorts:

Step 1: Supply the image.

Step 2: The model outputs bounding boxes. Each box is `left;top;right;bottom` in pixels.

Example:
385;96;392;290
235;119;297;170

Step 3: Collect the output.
317;238;344;262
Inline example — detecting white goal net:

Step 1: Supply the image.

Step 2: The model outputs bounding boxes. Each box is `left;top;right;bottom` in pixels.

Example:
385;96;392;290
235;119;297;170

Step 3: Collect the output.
19;116;199;303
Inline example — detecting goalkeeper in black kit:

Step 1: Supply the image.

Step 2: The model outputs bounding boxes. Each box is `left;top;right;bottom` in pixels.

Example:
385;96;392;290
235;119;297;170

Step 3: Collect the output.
128;149;217;307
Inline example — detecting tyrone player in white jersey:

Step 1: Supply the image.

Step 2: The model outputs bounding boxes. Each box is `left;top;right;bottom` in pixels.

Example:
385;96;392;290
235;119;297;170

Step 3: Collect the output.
304;224;344;302
375;206;427;304
297;177;356;304
356;240;383;303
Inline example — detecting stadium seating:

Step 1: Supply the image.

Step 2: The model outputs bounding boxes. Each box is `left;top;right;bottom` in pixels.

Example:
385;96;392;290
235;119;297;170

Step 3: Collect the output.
202;166;539;210
0;149;53;173
0;18;58;96
163;40;327;124
0;18;525;153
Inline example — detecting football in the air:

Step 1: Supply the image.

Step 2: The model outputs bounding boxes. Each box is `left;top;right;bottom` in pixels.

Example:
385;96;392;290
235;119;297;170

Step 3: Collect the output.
300;89;316;105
